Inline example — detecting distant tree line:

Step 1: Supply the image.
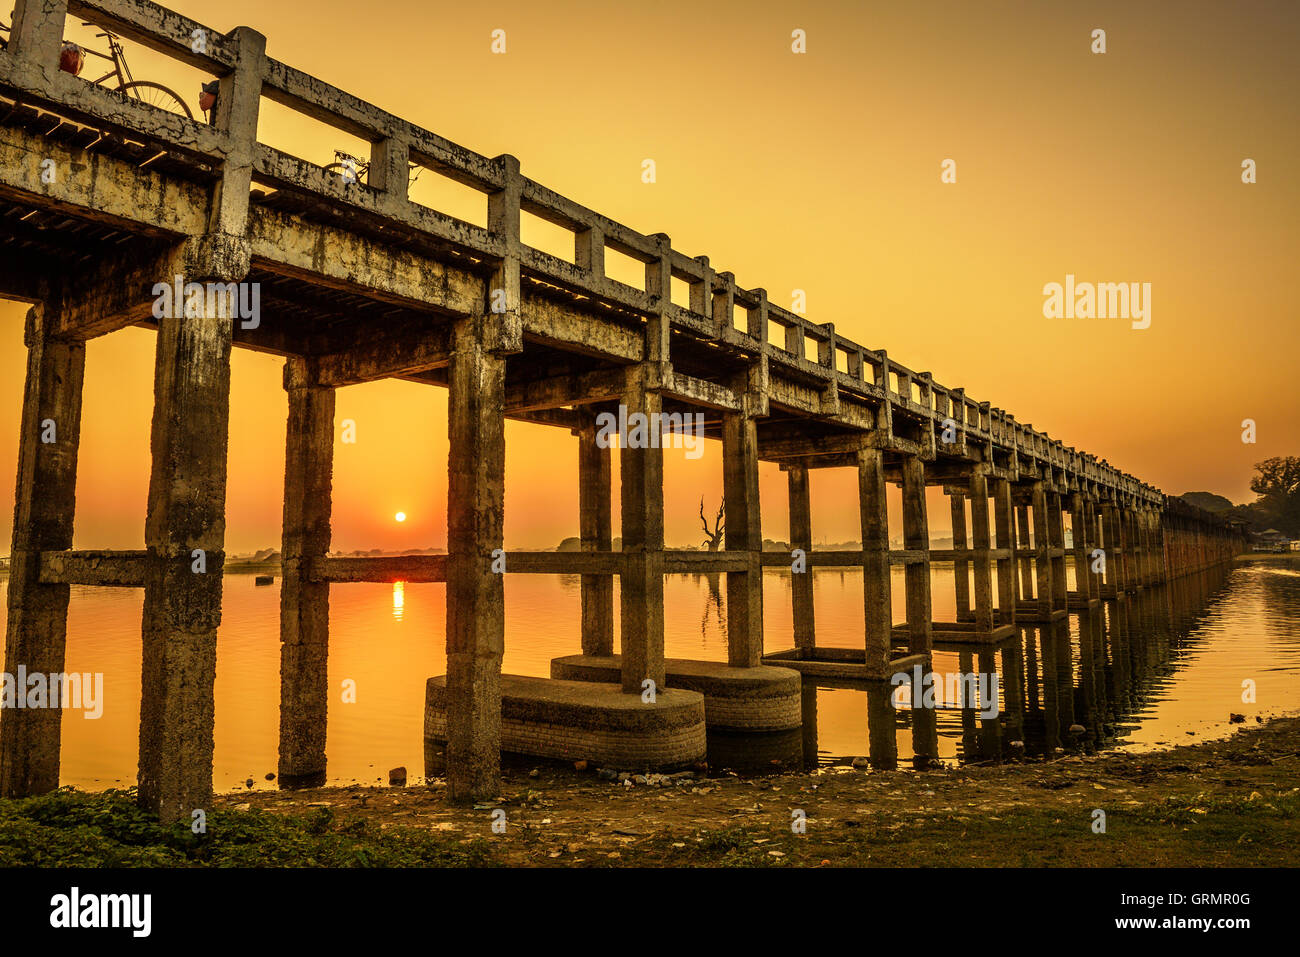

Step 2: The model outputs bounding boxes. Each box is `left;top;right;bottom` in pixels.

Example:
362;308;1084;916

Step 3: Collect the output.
1182;456;1300;538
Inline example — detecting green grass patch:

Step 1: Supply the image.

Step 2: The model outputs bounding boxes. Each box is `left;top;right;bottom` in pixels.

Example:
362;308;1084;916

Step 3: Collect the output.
0;788;493;868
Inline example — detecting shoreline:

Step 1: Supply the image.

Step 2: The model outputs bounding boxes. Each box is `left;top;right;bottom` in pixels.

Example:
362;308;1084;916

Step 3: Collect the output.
4;713;1297;867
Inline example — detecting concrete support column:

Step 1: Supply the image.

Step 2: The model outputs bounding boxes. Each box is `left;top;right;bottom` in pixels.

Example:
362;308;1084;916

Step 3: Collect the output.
445;316;506;802
1120;507;1138;591
1069;493;1095;601
9;0;68;75
787;466;815;653
1146;509;1164;584
992;478;1017;626
577;412;614;656
0;305;84;798
1031;483;1054;618
1015;504;1035;602
1047;492;1068;612
1152;509;1168;582
723;410;763;667
277;358;335;788
949;493;972;622
138;298;235;823
1103;504;1127;594
858;446;893;677
619;373;666;693
968;468;994;634
900;456;931;656
1137;509;1151;582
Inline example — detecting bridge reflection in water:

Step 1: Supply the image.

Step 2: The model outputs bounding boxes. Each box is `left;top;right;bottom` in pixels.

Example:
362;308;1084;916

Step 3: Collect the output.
710;564;1240;773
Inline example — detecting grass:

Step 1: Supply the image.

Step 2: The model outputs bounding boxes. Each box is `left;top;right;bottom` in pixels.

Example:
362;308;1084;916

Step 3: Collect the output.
0;788;491;867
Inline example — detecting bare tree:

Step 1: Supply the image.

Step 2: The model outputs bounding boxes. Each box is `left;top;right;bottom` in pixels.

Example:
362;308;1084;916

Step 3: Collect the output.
700;496;725;551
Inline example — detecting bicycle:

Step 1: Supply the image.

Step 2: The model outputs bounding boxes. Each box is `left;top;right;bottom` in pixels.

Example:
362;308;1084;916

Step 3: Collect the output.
0;20;192;119
323;149;423;187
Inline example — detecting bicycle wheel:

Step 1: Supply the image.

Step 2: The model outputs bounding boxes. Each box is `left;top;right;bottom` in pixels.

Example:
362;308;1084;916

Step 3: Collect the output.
119;81;193;119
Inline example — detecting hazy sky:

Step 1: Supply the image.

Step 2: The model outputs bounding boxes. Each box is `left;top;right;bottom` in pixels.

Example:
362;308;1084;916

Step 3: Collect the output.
1;0;1296;554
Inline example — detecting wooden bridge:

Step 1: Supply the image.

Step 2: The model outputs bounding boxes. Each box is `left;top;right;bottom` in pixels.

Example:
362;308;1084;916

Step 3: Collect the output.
0;0;1244;821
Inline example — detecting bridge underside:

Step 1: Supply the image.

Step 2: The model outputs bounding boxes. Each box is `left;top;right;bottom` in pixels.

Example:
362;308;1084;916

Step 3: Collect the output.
0;0;1243;822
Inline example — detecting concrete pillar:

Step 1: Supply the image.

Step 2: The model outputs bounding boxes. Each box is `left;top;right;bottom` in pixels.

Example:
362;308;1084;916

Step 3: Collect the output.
949;493;972;622
444;315;506;802
1147;508;1164;584
787;466;815;652
1119;507;1138;591
968;468;994;634
9;0;68;74
578;412;614;656
277;358;334;788
857;446;892;677
866;680;898;769
1015;504;1035;602
0;305;84;798
1138;509;1153;585
619;373;665;693
1047;492;1068;612
1031;483;1054;619
1125;508;1143;588
992;478;1017;626
900;456;931;655
1069;493;1095;601
723;410;763;667
1152;508;1168;582
1103;504;1127;594
138;296;235;823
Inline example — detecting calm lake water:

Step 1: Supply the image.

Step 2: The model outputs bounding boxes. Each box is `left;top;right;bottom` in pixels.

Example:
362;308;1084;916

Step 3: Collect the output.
3;556;1297;790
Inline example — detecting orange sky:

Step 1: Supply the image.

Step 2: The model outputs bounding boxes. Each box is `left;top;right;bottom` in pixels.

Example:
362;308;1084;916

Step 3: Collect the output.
1;0;1297;554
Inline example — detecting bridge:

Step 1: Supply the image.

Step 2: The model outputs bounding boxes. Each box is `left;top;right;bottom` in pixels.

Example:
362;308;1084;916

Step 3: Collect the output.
0;0;1244;822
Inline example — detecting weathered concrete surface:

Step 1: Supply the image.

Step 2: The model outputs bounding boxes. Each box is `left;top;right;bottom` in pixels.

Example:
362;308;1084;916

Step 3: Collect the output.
444;315;506;803
722;408;763;667
550;655;802;732
278;357;334;788
618;370;665;694
0;306;83;798
425;675;705;770
787;466;815;650
858;446;892;678
137;305;233;824
577;411;613;657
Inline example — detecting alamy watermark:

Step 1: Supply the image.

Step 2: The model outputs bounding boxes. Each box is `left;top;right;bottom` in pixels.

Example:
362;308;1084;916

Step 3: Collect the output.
1042;274;1150;329
890;664;999;718
49;887;150;937
595;405;706;459
1;668;104;719
151;276;260;329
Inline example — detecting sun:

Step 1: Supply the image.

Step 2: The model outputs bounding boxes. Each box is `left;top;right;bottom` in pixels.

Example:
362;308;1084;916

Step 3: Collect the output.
394;511;407;523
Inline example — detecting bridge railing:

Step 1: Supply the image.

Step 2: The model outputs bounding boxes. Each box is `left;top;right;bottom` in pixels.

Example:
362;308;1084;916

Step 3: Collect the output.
2;0;1164;504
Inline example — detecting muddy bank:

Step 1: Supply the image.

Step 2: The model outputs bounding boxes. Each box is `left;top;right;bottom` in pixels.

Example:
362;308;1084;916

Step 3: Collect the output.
201;713;1300;867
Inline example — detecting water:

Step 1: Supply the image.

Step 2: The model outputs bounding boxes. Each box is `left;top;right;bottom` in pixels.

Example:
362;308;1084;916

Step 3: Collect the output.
3;557;1296;790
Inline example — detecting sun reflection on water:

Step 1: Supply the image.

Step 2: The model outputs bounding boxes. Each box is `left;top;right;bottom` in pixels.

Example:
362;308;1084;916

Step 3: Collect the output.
392;580;405;620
